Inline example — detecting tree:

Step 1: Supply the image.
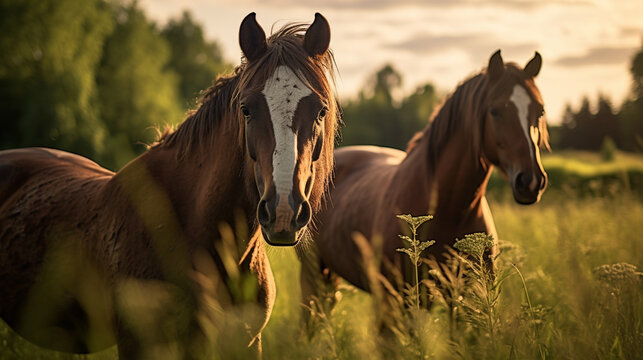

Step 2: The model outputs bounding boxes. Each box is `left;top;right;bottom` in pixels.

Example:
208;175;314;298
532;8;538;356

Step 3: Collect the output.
559;94;622;151
400;84;439;142
161;11;230;109
342;65;402;148
619;44;643;151
0;0;113;158
595;95;620;146
96;2;182;169
341;65;439;150
367;64;402;106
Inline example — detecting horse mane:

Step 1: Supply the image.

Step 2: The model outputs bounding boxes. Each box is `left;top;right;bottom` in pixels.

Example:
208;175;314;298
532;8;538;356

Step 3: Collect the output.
406;63;549;171
155;22;341;211
155;69;241;154
405;72;487;171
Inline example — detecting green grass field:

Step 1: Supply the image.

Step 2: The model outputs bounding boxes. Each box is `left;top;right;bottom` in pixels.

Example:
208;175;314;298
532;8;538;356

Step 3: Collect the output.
1;152;642;359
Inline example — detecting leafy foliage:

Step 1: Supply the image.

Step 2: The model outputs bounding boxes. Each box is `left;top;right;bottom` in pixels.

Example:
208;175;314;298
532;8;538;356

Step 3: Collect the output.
96;2;183;169
395;214;435;310
0;1;228;170
559;95;621;151
161;11;231;109
619;45;643;151
555;44;643;152
0;0;113;158
341;65;440;149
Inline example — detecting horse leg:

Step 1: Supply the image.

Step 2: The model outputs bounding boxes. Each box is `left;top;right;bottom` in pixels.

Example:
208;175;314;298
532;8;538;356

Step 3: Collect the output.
298;247;339;338
113;277;205;359
114;317;142;360
114;303;206;360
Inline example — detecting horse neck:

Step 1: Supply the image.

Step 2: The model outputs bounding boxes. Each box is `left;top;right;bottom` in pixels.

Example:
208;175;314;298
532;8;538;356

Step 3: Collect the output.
399;75;493;221
111;115;258;253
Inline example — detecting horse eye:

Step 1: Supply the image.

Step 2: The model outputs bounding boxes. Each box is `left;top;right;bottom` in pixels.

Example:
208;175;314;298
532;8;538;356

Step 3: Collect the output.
489;107;500;117
241;105;251;118
318;107;327;120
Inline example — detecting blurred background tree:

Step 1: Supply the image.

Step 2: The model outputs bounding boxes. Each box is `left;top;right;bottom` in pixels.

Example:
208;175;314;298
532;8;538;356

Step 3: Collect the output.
559;95;621;151
96;2;182;169
0;1;640;172
555;43;643;152
0;0;113;159
0;0;229;170
161;11;231;109
341;64;440;150
619;44;643;151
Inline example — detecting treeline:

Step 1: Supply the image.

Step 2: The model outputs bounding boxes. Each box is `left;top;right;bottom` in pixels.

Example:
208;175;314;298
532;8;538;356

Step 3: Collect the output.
557;47;643;152
2;1;641;171
0;0;228;170
557;44;643;153
342;46;643;153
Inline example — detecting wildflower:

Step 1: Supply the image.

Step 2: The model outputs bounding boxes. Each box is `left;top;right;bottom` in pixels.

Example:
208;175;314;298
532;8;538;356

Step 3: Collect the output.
396;214;435;265
453;233;495;259
396;214;433;232
593;262;642;284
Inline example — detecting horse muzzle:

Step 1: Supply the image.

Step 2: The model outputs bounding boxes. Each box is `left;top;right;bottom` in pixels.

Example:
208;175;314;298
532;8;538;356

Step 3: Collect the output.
511;171;547;205
257;192;311;246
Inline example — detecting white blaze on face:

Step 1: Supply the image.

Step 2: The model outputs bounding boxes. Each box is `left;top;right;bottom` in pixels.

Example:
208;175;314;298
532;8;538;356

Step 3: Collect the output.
510;84;536;159
510;83;542;192
262;65;312;200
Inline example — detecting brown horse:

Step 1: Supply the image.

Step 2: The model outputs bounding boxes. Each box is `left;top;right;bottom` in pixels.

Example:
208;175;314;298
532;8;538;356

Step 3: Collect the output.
0;12;339;358
301;50;548;314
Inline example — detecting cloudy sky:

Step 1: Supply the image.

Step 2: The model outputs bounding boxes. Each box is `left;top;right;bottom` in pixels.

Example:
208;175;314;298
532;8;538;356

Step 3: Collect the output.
140;0;642;124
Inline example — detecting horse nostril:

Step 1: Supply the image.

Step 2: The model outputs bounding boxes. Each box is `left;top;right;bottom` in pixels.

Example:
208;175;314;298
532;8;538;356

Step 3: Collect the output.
515;172;532;191
295;201;311;229
257;200;272;227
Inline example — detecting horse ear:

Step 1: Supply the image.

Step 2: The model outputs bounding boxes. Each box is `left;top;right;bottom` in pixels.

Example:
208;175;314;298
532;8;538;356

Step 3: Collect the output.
239;12;267;63
487;49;504;83
304;13;331;57
524;51;542;78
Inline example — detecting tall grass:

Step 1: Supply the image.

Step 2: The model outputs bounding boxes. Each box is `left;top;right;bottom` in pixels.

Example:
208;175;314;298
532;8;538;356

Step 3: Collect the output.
1;191;641;359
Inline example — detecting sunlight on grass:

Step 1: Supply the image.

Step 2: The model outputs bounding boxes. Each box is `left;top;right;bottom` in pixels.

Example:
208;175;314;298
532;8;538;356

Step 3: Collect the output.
1;153;641;359
542;150;643;176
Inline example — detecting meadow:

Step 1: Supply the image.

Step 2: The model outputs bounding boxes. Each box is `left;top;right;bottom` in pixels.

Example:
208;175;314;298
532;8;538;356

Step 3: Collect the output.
1;151;641;359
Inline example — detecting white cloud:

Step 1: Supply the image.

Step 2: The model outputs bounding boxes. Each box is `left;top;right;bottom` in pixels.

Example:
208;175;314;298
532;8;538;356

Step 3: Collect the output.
139;0;642;123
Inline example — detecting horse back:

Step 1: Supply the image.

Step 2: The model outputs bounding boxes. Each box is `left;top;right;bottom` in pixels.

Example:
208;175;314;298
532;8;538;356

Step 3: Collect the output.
333;146;404;183
311;146;405;289
0;147;112;206
0;147;114;255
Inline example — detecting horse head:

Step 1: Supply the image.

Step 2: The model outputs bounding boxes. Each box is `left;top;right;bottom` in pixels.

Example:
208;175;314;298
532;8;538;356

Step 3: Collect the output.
237;13;337;245
482;50;549;204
